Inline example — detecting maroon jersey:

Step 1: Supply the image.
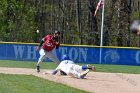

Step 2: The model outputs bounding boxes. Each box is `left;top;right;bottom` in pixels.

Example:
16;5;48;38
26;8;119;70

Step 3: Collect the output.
42;35;58;51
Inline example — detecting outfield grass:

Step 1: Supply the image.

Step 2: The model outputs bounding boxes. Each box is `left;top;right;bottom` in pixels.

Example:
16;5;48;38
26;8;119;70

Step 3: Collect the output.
94;64;140;74
0;73;89;93
0;60;57;69
0;60;140;74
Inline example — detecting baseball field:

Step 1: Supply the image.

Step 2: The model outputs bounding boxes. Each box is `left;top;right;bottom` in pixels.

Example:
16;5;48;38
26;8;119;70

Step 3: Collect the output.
0;60;140;93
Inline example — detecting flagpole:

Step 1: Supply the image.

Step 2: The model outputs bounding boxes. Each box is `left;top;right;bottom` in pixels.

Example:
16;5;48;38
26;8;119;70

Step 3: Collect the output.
99;0;105;64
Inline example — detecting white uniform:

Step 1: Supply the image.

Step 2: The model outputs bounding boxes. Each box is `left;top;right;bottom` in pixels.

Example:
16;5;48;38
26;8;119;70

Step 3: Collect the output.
55;60;84;78
38;48;60;64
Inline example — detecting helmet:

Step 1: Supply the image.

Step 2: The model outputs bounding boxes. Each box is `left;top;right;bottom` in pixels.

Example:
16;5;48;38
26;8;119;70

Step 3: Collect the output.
53;30;60;41
61;54;70;60
54;30;60;35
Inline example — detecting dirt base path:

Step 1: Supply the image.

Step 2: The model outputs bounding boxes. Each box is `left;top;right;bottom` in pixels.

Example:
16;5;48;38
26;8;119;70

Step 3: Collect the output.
0;67;140;93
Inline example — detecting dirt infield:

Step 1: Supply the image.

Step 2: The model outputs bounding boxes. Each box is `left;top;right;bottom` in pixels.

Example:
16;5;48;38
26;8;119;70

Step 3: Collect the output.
0;67;140;93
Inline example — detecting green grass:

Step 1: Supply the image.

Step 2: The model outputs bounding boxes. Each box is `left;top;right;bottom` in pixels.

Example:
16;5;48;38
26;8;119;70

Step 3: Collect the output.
0;60;140;74
93;64;140;74
0;60;57;69
0;73;89;93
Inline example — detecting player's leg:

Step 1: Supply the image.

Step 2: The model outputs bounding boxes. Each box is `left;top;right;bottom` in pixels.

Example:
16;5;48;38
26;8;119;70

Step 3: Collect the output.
73;65;83;72
71;64;95;78
67;65;88;79
80;69;90;79
36;48;46;72
73;64;94;72
45;51;60;65
68;70;81;78
68;69;89;79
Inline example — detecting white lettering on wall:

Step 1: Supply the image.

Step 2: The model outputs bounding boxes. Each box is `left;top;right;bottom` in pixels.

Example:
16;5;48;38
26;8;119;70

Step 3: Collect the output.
13;44;88;62
59;47;68;56
13;45;25;58
69;48;78;60
59;47;88;61
136;51;140;64
27;46;37;59
79;48;88;61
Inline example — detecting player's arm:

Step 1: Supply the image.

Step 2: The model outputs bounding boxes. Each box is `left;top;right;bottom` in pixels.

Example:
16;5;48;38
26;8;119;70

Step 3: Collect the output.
56;42;60;49
52;62;62;75
39;38;44;47
52;70;58;75
36;38;44;50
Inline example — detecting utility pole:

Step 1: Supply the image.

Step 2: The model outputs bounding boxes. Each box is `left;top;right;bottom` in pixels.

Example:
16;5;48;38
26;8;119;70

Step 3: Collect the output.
138;1;140;47
127;0;131;46
76;0;82;44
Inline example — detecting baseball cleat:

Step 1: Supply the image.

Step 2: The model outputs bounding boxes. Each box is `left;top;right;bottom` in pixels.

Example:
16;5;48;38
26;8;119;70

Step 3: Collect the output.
80;69;90;79
87;64;96;71
36;66;40;72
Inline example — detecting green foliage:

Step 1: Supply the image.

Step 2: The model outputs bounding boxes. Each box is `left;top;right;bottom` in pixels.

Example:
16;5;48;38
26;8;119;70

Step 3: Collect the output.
0;0;36;42
93;64;140;74
0;0;140;46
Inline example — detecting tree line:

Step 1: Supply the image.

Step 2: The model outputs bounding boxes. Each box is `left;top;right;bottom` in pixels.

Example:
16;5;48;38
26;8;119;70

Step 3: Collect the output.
0;0;140;47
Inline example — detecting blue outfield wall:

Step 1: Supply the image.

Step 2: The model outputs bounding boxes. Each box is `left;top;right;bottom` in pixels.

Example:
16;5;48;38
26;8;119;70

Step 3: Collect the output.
0;42;140;66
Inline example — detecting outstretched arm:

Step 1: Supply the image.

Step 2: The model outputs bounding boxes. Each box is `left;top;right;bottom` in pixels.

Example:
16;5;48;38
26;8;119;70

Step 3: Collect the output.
51;63;61;75
52;70;58;75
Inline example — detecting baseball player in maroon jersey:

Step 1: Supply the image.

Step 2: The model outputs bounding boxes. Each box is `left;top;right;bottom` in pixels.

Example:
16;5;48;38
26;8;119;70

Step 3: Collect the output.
36;30;61;72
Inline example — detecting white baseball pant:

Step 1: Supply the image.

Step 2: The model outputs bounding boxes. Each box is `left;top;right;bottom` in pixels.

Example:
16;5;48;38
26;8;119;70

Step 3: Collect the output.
37;48;60;65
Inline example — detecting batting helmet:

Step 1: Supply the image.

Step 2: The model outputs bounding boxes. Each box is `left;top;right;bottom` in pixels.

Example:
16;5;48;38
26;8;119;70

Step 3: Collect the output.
61;54;70;61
